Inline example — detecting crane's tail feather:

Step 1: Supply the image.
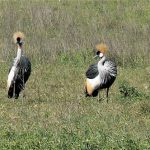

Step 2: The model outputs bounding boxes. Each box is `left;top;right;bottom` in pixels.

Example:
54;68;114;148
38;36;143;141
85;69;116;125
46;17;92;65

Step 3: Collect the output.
85;87;98;97
92;90;99;97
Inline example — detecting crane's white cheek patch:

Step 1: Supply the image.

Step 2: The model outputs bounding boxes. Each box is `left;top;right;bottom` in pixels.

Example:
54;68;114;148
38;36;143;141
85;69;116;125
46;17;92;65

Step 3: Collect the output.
99;53;104;58
7;66;16;89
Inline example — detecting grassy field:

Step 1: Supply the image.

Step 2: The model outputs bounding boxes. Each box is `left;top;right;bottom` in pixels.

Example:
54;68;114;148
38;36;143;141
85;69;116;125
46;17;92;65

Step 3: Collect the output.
0;0;150;149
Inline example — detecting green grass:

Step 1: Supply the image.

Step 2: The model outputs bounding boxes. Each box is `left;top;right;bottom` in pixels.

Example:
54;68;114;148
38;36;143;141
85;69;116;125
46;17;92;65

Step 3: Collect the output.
0;0;150;149
0;52;150;149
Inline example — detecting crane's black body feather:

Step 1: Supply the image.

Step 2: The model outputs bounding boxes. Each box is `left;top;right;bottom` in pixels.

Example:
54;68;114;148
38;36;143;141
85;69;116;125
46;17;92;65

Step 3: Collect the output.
8;56;31;99
86;64;99;79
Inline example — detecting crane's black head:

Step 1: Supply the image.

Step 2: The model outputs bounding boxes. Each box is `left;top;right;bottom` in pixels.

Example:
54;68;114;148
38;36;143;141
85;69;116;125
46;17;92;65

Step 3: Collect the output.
94;43;107;58
96;51;100;55
93;49;101;57
94;50;104;58
13;32;25;46
16;37;23;46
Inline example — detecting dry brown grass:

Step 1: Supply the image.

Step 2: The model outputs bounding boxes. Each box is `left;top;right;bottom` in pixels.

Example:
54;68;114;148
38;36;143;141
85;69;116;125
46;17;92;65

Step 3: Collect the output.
0;0;149;66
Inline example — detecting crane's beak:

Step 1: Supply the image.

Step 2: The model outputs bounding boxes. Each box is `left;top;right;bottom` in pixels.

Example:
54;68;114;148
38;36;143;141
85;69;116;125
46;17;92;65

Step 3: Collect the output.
93;55;98;59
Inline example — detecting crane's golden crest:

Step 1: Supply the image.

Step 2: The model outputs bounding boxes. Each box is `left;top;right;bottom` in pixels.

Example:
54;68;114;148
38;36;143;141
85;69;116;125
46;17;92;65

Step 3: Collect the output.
13;32;25;44
96;43;108;54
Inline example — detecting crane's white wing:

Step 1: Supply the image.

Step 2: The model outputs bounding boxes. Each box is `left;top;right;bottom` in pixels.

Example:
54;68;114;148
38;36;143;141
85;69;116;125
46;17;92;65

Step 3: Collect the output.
99;60;117;88
104;60;117;77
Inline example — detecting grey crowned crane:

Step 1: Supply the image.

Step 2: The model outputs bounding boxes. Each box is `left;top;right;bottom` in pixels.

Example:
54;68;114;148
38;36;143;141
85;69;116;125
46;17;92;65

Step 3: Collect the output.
7;32;31;99
85;44;117;102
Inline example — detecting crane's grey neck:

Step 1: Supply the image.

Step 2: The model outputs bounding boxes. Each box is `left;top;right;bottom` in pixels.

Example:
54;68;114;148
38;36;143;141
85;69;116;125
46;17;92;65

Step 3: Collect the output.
98;56;106;66
14;46;23;67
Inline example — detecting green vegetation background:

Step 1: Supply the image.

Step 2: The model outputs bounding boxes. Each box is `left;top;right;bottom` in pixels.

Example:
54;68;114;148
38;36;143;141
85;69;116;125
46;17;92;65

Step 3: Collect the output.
0;0;150;149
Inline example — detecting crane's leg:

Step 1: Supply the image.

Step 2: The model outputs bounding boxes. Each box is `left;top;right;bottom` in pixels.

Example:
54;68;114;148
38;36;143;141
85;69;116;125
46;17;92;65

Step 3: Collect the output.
106;88;109;103
13;81;16;98
98;91;103;102
22;72;26;99
22;83;26;98
98;92;100;101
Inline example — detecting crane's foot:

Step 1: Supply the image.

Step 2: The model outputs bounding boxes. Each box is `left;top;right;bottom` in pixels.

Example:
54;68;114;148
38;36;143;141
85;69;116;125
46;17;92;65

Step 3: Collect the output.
14;94;19;99
97;93;104;102
22;92;26;99
106;98;109;103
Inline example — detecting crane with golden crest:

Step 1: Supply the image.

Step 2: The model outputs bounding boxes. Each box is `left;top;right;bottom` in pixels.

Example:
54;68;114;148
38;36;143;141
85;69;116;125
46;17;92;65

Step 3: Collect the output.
7;32;31;99
85;43;117;102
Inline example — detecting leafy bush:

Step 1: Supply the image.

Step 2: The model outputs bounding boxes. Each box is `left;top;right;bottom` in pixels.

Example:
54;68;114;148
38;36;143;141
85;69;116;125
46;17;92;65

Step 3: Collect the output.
119;81;146;100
